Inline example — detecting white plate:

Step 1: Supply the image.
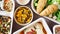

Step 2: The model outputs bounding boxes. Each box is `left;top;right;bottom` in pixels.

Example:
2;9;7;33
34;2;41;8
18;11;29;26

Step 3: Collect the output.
0;15;13;34
31;0;60;24
0;0;15;34
13;18;52;34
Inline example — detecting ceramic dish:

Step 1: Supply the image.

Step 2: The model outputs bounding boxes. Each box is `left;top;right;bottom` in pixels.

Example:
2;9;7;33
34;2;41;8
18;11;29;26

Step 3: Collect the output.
0;15;12;34
53;25;60;34
16;0;30;5
31;0;60;24
0;0;15;34
0;11;14;34
13;18;52;34
14;6;33;26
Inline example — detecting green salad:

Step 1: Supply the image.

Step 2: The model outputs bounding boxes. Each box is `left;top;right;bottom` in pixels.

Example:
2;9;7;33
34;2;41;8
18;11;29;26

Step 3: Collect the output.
34;0;38;9
34;0;60;22
53;10;60;21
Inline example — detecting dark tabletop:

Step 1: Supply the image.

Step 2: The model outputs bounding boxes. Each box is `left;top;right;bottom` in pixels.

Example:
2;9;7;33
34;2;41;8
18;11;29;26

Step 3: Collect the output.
12;0;58;34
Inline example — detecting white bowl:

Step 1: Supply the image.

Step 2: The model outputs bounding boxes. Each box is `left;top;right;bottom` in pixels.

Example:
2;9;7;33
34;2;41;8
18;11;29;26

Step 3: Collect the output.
53;25;60;34
16;0;30;5
14;6;33;26
13;18;52;34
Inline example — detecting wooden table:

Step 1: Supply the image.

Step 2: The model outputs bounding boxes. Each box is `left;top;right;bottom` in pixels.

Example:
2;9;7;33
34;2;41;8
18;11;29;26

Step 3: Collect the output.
12;0;58;34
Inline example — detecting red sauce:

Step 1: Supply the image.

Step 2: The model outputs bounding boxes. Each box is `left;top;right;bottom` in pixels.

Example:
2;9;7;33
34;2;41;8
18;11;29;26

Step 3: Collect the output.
27;32;33;34
20;31;24;34
20;29;36;34
26;29;36;34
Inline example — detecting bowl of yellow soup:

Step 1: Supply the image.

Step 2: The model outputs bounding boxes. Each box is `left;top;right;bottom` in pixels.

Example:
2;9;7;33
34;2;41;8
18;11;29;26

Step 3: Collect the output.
14;6;33;26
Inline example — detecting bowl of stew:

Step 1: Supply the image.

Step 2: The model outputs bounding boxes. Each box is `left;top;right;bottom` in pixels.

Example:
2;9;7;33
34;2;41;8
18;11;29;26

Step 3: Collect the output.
14;6;33;26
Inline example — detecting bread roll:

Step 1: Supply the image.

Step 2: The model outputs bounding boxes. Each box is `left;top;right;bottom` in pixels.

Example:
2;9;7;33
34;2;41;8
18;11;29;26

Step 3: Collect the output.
40;4;58;16
37;0;47;13
3;0;13;12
